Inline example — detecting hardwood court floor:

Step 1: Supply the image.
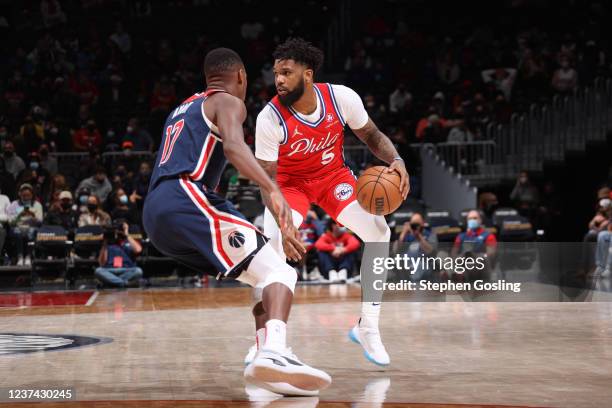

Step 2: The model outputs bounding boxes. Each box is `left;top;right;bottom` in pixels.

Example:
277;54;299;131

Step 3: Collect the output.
0;285;611;408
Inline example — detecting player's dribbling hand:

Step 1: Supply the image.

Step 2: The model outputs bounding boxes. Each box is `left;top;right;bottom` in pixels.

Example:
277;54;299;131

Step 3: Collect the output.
386;159;410;199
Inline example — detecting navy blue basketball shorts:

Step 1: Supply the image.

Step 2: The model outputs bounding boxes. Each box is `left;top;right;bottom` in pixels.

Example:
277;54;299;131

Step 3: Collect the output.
143;176;267;279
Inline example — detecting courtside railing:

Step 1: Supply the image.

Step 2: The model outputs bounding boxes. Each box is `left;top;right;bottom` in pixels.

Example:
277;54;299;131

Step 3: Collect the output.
419;77;612;186
483;77;612;183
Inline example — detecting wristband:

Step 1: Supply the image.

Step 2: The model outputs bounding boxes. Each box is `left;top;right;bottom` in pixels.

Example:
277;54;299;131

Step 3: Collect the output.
392;157;404;162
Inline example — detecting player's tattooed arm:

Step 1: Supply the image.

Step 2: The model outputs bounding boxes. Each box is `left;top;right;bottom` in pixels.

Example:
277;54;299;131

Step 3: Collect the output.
352;118;399;165
353;118;410;198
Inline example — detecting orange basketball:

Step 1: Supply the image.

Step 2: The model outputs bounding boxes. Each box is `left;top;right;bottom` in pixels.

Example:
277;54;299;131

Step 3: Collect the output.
356;166;403;215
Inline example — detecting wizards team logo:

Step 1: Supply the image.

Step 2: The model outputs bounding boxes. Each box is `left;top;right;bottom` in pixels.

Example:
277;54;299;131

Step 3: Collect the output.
228;230;246;248
334;183;353;201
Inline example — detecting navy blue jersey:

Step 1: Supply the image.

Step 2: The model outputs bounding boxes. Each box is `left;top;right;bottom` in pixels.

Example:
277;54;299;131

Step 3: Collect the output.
149;89;227;191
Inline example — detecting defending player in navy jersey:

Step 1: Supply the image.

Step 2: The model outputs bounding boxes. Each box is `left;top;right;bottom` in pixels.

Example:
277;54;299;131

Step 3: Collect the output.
143;48;331;396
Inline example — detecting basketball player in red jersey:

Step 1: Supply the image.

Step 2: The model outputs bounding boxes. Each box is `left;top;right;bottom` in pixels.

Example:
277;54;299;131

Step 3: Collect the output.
247;38;409;367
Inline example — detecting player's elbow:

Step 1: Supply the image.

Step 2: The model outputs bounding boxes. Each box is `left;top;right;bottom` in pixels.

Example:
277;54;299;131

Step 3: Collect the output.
222;141;241;162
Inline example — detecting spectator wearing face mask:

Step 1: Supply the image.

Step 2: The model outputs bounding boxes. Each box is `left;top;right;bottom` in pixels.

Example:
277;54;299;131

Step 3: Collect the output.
122;118;153;152
78;194;111;227
76;188;91;215
44;190;79;233
398;213;438;280
18;152;50;194
315;219;361;283
110;188;139;225
451;210;497;268
7;183;44;266
2;141;25;180
77;167;112;202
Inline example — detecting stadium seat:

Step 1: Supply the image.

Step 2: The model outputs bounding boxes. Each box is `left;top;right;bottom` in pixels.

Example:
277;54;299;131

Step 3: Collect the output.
68;225;104;287
139;238;179;280
31;225;70;285
425;210;462;243
491;207;519;228
496;214;537;274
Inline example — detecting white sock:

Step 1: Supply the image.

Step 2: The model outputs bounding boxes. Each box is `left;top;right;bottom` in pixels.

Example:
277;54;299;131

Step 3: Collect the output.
263;319;287;352
255;327;266;350
360;302;381;329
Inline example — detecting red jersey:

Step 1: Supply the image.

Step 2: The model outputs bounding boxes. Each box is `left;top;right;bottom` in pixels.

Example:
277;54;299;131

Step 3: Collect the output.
268;83;347;179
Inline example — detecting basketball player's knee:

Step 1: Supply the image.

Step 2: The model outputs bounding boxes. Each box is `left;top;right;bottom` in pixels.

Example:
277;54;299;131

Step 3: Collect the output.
241;243;297;293
363;217;390;242
262;261;297;293
380;222;391;242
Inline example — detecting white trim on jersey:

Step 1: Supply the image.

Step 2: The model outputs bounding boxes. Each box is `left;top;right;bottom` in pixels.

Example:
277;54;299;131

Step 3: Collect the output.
178;177;232;270
288;85;326;127
189;182;258;231
189;132;216;180
326;83;346;126
200;98;222;139
267;102;288;145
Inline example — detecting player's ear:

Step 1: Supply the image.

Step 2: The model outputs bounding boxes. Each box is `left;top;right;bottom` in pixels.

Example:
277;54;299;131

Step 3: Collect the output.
237;67;246;85
303;68;314;84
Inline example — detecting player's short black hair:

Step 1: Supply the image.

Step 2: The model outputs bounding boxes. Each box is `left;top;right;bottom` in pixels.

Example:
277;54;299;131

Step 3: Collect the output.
273;37;324;73
204;47;244;77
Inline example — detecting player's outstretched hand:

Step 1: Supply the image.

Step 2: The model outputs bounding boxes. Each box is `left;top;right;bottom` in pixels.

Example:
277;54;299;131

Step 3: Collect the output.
282;225;306;262
386;159;410;199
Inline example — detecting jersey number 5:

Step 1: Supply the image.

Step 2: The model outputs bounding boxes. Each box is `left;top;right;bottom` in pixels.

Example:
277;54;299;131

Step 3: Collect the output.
321;147;335;165
159;119;185;165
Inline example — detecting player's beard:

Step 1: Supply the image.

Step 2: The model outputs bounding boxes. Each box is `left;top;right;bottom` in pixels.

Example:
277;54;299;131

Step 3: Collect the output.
277;79;305;107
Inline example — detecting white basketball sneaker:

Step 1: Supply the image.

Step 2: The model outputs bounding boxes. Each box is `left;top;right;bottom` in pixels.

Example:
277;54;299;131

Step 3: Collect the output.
349;324;390;366
337;268;348;283
244;348;331;396
244;343;258;365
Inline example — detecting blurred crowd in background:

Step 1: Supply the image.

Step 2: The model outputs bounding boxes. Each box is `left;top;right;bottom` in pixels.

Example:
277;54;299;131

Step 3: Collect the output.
0;0;610;285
